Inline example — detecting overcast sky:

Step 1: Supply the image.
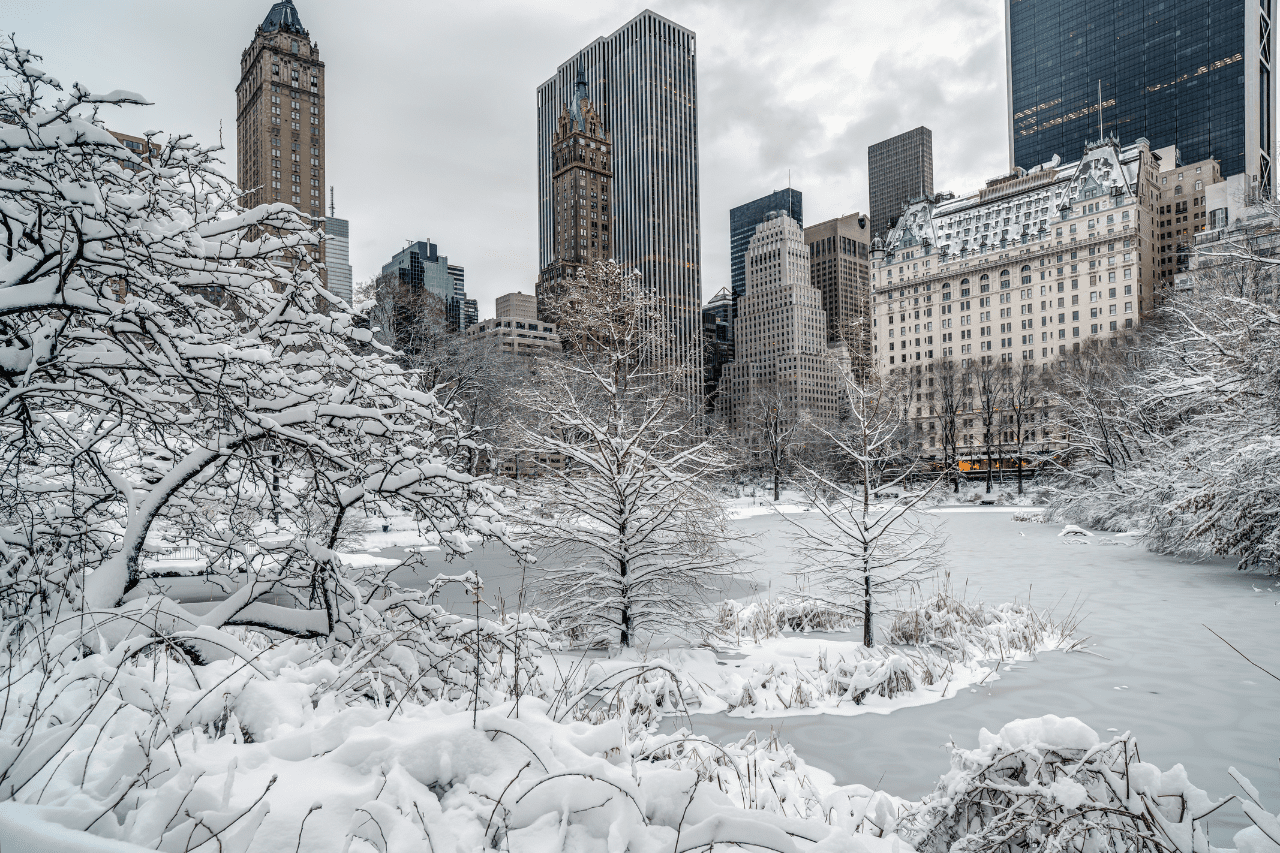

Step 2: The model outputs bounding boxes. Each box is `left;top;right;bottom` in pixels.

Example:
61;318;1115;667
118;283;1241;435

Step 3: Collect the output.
3;0;1009;317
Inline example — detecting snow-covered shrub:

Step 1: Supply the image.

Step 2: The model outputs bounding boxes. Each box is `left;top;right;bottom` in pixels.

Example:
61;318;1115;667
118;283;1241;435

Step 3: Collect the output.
0;634;896;852
902;715;1261;853
0;38;518;645
637;727;831;818
885;582;1084;661
712;595;858;641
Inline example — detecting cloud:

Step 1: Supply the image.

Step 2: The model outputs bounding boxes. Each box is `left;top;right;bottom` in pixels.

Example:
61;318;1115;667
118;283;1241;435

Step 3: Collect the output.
1;0;1009;316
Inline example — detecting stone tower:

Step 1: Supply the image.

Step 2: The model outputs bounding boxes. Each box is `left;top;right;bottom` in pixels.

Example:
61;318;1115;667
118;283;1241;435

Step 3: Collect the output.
536;66;613;321
236;1;326;238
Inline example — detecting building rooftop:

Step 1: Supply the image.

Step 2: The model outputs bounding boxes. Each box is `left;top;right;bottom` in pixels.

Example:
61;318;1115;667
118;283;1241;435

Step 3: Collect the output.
260;0;307;36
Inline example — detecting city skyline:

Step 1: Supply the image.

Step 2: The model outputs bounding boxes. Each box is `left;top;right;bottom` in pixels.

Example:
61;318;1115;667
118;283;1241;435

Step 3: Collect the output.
6;0;1018;317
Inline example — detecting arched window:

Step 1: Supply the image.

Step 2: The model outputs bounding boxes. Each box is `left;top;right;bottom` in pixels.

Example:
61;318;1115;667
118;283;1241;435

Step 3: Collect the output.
1021;265;1031;272
1174;185;1183;196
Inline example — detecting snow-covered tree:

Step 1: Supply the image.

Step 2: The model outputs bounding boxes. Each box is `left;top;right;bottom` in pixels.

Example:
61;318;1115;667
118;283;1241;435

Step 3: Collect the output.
742;380;807;501
789;365;946;646
0;39;516;643
974;358;1005;492
514;261;740;647
1006;362;1041;494
934;358;966;493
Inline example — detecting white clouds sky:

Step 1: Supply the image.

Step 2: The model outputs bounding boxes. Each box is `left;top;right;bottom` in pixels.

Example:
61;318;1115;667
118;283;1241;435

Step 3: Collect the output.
2;0;1009;317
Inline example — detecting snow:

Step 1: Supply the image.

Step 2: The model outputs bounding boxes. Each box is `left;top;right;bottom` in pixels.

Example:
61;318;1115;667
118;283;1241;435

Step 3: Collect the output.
977;715;1100;752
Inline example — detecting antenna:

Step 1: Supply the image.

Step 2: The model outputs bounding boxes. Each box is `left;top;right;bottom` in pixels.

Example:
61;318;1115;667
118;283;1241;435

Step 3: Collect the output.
1098;80;1103;142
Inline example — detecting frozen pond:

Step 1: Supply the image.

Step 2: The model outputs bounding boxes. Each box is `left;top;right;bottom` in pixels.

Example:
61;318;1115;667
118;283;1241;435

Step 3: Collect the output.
391;505;1279;837
143;503;1280;836
683;509;1280;839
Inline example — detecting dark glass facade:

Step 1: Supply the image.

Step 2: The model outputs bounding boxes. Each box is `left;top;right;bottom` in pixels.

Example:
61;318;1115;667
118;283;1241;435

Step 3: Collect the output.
868;127;933;239
381;241;475;332
729;189;802;306
1009;0;1247;177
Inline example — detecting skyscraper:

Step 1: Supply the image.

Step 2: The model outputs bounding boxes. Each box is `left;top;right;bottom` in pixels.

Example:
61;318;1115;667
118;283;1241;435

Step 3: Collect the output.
322;193;353;305
718;213;845;440
536;10;702;377
380;241;475;335
1006;0;1275;195
804;213;872;376
536;67;614;321
729;189;802;310
236;1;325;222
868;127;934;239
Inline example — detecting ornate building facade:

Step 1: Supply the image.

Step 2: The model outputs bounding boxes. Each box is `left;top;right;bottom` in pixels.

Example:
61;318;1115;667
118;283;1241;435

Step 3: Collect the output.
536;68;613;320
718;213;847;444
236;1;326;272
868;138;1162;460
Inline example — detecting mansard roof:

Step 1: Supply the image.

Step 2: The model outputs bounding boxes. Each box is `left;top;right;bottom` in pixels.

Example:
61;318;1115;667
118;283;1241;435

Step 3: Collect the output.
261;0;308;36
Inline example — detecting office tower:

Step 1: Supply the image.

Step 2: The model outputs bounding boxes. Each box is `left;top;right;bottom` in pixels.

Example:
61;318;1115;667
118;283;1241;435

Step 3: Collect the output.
718;214;845;439
497;291;538;320
701;287;735;411
730;189;803;310
467;293;562;358
536;10;702;379
868;138;1161;460
237;1;325;221
536;67;614;320
380;241;475;335
1007;0;1276;196
323;191;353;305
804;214;873;360
868;127;934;239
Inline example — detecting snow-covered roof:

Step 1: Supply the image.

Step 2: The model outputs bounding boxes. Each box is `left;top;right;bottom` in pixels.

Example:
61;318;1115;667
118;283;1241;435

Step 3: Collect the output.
880;138;1150;259
260;0;307;36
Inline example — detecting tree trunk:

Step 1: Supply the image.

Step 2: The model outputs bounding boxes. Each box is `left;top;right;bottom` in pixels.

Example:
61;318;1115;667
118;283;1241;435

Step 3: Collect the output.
1017;443;1024;494
773;465;780;502
985;438;993;493
863;563;873;647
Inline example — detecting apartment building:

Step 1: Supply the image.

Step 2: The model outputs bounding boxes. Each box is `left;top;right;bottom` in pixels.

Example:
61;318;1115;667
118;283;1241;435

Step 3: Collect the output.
869;138;1161;456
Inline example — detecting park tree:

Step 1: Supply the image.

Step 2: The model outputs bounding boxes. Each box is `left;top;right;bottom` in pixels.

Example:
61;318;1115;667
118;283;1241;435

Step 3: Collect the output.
513;261;740;647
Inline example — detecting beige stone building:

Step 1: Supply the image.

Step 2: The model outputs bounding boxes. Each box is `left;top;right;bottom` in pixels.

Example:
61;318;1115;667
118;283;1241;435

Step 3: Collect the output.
803;213;872;374
536;68;613;322
719;213;846;443
869;138;1163;458
466;291;562;358
236;1;325;269
1150;146;1223;294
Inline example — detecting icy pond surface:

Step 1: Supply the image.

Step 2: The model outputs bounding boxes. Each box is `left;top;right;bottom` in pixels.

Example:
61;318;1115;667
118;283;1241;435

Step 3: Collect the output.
367;504;1280;838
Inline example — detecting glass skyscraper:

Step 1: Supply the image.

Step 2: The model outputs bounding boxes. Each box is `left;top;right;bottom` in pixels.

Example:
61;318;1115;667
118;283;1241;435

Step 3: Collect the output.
1007;0;1274;193
868;127;933;239
729;188;802;308
536;10;702;380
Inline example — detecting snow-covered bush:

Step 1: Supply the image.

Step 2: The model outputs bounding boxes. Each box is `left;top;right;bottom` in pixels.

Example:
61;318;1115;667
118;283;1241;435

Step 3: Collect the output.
884;582;1085;661
0;634;906;852
713;595;858;641
0;38;518;647
1048;259;1280;573
902;715;1263;853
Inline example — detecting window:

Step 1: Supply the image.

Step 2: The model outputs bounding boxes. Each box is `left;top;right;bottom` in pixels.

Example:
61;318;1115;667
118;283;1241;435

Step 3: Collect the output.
291;40;299;53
